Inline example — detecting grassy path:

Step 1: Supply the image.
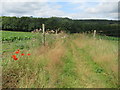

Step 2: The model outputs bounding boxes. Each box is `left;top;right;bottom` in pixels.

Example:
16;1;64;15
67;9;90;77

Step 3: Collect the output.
2;34;118;88
71;41;117;88
56;35;117;88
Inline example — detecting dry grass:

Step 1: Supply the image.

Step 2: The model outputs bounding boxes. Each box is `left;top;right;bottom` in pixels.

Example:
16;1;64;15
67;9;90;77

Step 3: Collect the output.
14;39;65;88
69;40;106;88
73;34;118;87
2;33;118;88
45;41;65;87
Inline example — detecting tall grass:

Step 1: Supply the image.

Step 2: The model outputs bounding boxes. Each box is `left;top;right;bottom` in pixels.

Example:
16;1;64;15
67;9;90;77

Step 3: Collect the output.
2;32;118;88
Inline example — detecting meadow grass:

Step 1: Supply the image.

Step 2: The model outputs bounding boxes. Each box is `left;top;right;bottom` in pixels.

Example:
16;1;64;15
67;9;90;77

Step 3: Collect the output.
1;31;118;88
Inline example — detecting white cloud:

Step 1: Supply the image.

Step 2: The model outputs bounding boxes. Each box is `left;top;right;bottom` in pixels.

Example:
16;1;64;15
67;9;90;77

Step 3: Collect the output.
67;2;118;20
1;0;119;2
1;1;119;20
1;0;49;2
84;2;118;19
1;2;65;17
85;2;118;13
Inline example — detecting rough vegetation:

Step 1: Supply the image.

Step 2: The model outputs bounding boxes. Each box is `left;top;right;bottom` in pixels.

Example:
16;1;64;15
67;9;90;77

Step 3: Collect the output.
1;31;118;88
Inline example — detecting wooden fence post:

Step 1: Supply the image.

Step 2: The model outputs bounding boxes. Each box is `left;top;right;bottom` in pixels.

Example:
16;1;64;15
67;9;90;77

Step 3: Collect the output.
42;24;45;46
93;30;96;38
56;30;58;35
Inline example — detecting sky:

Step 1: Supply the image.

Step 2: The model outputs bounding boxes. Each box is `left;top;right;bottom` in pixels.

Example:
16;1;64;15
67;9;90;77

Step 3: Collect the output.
0;0;119;20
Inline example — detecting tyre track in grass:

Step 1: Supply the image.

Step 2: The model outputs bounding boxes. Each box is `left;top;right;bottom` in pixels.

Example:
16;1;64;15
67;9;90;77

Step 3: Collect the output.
72;39;117;88
56;38;84;88
56;36;110;88
44;39;66;88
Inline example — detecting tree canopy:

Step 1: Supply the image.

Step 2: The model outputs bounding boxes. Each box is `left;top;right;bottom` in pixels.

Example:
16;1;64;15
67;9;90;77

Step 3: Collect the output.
1;16;119;37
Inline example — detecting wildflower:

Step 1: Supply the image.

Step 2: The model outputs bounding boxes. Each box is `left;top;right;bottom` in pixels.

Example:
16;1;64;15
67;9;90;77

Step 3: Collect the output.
15;49;20;54
12;55;16;58
27;53;31;56
15;51;19;54
13;58;18;60
21;53;24;56
12;55;18;60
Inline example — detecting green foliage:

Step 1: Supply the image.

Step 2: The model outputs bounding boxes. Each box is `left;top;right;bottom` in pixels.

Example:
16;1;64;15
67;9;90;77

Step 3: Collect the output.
1;16;119;37
2;31;36;42
2;31;41;53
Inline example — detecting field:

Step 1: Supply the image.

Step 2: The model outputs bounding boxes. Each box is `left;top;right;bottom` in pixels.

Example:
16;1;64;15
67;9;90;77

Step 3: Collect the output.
1;31;118;88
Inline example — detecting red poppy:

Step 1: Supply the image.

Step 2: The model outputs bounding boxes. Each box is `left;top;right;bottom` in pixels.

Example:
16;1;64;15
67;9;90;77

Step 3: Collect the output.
12;55;18;60
12;55;16;58
27;53;31;56
15;51;19;54
21;53;24;56
13;58;18;60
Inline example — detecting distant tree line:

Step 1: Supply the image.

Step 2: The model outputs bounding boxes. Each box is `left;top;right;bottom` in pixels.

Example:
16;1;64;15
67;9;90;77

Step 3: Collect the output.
1;16;119;37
